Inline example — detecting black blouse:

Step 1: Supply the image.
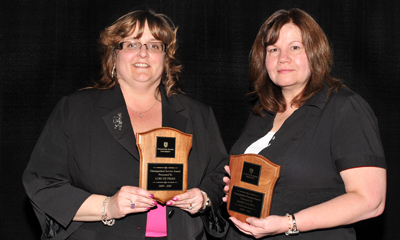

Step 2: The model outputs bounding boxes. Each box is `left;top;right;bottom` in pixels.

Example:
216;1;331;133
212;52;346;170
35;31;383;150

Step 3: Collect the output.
227;85;386;240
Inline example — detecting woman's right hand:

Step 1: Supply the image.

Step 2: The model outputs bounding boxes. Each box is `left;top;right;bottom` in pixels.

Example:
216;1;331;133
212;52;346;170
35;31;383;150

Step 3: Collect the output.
222;165;231;202
106;186;157;219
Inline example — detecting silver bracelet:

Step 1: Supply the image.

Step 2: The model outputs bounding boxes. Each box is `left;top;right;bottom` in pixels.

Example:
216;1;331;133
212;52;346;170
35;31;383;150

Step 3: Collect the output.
285;213;299;236
101;196;115;226
200;190;211;210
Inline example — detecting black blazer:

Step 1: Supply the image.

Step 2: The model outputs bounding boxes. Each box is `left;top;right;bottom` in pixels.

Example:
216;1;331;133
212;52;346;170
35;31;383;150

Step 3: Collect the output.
23;84;229;240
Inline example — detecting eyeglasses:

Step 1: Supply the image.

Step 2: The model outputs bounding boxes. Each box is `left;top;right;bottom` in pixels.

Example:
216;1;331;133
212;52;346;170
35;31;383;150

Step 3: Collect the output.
116;41;166;53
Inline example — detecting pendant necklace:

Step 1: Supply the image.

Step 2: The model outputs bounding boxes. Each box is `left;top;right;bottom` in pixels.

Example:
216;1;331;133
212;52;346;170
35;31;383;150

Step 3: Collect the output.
127;100;158;118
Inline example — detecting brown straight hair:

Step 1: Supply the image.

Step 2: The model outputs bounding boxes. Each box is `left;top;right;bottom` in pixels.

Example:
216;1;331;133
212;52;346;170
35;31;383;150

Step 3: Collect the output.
250;8;342;115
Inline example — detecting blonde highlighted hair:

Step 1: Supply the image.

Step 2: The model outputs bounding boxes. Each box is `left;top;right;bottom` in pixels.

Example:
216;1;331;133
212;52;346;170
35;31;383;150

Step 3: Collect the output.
95;10;182;97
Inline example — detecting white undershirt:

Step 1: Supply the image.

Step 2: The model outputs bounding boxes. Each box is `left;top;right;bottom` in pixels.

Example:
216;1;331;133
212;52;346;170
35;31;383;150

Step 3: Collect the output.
244;132;276;154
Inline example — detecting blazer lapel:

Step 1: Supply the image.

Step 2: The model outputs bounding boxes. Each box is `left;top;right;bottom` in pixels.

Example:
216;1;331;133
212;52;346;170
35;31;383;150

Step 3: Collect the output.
99;85;188;162
99;84;140;160
160;87;188;132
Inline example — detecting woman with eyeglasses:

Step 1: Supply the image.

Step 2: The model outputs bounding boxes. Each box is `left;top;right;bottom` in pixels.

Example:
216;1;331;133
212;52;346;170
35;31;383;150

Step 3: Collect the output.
23;10;228;240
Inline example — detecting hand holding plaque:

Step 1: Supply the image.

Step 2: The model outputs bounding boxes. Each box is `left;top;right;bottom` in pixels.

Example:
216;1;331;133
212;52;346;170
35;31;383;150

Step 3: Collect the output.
136;127;192;204
227;154;280;222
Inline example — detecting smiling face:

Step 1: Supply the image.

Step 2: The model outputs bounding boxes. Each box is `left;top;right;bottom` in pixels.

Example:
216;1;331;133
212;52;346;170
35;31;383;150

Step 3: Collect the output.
265;23;311;96
115;22;165;88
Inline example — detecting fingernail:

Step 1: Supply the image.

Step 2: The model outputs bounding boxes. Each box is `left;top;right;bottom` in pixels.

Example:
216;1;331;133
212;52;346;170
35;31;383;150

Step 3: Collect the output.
172;197;178;201
145;207;150;210
152;200;157;205
149;194;154;198
166;201;173;206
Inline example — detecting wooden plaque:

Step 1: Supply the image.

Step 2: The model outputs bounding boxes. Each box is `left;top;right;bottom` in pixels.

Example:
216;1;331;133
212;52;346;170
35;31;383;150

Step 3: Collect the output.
136;127;192;204
227;154;280;222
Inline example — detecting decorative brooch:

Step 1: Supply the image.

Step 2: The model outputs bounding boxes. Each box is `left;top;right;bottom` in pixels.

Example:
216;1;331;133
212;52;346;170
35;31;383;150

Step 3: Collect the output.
113;113;123;130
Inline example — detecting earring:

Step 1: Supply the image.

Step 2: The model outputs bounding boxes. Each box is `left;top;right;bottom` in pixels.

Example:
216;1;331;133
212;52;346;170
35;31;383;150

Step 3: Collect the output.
111;64;116;78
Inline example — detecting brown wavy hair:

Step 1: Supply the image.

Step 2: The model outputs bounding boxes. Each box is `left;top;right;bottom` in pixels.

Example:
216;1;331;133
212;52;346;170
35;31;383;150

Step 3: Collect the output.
250;8;342;115
94;10;182;97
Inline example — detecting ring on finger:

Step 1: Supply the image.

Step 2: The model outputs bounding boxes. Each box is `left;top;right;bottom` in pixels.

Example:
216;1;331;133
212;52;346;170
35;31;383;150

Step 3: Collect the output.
188;203;193;210
130;201;135;209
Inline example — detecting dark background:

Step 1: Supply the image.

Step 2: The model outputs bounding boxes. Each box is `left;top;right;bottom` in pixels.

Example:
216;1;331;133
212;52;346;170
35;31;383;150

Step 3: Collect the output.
1;0;399;239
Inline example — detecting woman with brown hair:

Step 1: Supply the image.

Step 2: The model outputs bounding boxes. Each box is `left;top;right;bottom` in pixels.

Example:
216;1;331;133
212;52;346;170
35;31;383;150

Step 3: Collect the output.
223;8;386;239
23;10;228;240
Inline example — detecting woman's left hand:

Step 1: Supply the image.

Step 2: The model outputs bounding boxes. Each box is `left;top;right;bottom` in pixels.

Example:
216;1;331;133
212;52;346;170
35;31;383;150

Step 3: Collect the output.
167;188;204;214
229;215;287;239
222;165;231;202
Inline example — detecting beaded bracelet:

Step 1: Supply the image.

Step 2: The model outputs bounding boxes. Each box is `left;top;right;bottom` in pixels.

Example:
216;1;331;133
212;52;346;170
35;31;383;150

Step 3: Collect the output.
101;196;115;226
285;213;299;236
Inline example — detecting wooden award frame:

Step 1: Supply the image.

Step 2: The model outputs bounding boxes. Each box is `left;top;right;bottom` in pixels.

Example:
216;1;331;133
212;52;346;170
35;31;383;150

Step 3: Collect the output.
136;127;192;204
227;154;280;222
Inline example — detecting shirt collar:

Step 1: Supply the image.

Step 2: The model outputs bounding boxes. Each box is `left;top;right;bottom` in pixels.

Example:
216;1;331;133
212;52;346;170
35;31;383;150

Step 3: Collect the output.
303;84;330;110
261;84;330;115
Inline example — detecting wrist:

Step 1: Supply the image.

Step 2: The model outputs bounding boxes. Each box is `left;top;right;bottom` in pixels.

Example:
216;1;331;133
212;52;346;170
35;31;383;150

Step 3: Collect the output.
101;196;115;226
200;190;211;210
284;213;299;236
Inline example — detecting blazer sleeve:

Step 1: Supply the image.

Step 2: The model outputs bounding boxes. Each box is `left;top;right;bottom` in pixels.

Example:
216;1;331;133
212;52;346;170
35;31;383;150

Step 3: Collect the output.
22;96;92;237
198;107;229;208
196;107;229;237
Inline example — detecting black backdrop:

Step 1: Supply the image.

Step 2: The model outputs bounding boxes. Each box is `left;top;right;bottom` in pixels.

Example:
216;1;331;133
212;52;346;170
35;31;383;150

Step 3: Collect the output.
1;1;399;239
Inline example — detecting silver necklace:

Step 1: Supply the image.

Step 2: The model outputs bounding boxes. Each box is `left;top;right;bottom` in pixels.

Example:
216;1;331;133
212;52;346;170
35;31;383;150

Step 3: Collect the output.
127;100;158;118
